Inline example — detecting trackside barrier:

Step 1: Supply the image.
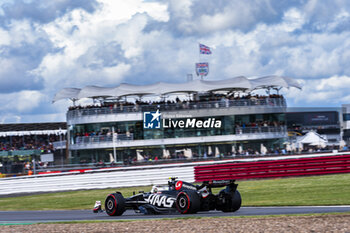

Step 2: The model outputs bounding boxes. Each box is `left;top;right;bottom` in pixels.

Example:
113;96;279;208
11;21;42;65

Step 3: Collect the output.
194;154;350;182
1;152;349;196
0;166;195;196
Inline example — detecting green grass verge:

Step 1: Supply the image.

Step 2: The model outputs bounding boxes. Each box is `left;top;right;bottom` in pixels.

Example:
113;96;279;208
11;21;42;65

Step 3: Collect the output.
0;173;350;211
239;173;350;206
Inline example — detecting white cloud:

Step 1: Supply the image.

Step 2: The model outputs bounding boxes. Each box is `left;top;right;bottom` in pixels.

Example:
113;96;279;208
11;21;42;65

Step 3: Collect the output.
283;75;350;106
37;0;350;108
0;90;44;113
169;0;192;19
315;75;350;91
33;1;167;90
7;20;45;45
0;27;10;45
280;8;305;32
1;0;350;123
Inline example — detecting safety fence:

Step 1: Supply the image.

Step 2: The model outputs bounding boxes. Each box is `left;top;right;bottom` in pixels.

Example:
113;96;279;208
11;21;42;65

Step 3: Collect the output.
194;154;350;182
1;152;350;196
0;165;195;196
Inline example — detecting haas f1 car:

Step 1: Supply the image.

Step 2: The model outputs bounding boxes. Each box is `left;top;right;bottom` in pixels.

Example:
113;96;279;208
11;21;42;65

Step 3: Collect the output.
93;178;241;216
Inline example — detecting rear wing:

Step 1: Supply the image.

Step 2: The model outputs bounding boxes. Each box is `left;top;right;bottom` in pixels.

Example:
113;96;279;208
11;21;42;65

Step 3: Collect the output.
202;179;236;188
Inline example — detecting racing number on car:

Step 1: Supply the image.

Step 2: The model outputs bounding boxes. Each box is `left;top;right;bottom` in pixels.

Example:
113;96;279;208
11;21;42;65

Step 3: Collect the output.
175;181;183;190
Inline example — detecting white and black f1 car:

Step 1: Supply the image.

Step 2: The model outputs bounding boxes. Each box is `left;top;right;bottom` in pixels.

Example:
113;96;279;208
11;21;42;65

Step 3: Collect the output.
93;178;241;216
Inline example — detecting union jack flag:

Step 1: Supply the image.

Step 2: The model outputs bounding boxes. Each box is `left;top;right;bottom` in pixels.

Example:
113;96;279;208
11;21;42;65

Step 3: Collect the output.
199;43;212;54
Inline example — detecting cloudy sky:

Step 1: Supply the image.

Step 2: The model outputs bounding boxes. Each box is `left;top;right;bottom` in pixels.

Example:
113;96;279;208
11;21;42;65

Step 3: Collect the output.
0;0;350;123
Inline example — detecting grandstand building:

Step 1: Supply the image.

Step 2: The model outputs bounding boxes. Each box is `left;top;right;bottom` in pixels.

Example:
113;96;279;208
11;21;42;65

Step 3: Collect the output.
343;104;350;144
286;108;342;145
0;122;67;173
54;76;301;163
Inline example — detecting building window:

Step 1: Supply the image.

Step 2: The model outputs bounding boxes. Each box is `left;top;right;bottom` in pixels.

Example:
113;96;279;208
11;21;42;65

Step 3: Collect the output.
343;113;350;121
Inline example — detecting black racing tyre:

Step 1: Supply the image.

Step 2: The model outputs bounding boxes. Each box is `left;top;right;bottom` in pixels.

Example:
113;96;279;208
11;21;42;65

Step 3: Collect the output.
230;190;241;212
218;189;241;212
105;193;126;216
176;190;201;214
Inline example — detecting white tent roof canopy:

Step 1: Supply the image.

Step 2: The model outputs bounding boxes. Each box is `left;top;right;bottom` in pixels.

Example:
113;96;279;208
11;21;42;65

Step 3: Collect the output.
53;75;301;103
52;88;81;103
297;131;328;145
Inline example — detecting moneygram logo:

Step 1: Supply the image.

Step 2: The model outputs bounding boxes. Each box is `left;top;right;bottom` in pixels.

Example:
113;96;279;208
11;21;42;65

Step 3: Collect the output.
143;110;162;129
143;110;222;129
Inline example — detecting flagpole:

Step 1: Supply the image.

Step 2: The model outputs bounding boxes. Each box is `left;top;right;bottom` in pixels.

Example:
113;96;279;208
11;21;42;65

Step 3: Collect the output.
198;43;201;73
198;43;202;80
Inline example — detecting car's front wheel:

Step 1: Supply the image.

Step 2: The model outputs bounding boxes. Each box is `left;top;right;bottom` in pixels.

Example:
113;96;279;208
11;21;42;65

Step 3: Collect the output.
105;193;125;216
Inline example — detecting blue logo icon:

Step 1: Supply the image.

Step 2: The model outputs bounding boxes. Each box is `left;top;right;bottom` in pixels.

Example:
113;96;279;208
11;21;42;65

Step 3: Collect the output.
143;109;161;129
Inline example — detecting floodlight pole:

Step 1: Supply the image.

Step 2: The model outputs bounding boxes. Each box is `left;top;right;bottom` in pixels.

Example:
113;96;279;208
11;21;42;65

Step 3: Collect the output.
112;127;117;163
32;157;36;175
59;128;63;167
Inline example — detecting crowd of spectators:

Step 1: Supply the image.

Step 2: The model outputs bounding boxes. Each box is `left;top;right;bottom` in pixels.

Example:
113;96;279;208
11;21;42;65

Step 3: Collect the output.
72;120;285;144
235;121;285;128
75;127;134;138
0;159;49;174
0;134;63;152
74;127;134;144
68;93;284;112
119;142;349;165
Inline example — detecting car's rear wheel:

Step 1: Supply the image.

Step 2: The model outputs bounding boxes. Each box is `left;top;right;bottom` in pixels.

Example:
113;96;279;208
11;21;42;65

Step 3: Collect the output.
176;190;201;214
105;193;125;216
218;189;241;212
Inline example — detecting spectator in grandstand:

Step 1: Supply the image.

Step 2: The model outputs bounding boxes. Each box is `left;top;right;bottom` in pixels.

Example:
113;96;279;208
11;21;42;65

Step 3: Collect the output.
97;160;105;167
0;134;61;152
68;92;284;112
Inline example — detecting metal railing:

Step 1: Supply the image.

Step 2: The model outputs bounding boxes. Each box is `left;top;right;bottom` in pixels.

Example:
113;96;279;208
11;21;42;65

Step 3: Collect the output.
75;133;134;144
72;126;286;145
67;98;286;119
0;149;42;156
0;164;195;195
235;126;287;134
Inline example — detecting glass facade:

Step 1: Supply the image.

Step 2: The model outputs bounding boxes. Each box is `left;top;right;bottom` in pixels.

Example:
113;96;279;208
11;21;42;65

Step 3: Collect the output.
67;111;286;163
69;138;285;164
343;113;350;121
69;113;285;144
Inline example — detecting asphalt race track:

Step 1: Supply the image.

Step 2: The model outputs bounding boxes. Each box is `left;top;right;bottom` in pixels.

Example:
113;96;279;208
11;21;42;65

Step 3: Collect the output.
1;206;350;223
